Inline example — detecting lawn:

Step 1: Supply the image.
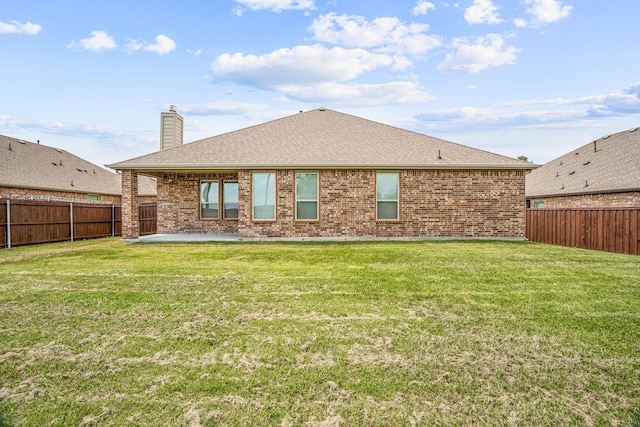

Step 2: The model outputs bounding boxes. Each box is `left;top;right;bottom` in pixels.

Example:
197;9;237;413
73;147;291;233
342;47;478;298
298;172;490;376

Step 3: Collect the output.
0;238;639;426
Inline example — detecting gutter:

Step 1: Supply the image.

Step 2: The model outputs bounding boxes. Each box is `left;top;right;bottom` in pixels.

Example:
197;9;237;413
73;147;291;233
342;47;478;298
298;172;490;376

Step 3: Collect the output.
106;162;539;172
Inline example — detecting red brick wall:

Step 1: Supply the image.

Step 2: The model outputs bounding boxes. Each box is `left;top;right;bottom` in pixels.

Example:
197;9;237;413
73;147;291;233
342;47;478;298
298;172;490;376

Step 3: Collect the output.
157;169;526;238
0;186;121;204
531;192;640;208
157;173;239;234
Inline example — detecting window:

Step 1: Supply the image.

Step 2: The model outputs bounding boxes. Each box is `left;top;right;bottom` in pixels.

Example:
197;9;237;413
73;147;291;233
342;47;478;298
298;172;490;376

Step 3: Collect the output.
200;180;219;219
296;172;318;220
534;201;545;209
376;172;399;220
87;194;99;201
253;172;276;220
223;181;239;219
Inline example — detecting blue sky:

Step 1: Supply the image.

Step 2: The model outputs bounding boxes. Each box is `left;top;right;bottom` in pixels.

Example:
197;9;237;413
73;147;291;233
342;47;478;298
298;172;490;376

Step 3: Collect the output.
1;0;639;168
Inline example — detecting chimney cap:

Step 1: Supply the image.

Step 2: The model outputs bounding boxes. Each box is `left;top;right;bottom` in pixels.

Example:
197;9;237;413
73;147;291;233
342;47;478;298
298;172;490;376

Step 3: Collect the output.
169;105;177;112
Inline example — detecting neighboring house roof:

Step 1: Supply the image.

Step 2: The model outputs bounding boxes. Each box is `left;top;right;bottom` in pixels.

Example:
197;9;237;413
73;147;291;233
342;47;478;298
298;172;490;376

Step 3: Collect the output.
1;135;156;197
526;127;640;199
107;108;535;174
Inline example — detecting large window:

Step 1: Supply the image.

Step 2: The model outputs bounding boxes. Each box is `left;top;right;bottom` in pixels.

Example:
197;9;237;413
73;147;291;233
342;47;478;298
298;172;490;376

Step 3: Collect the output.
376;172;399;220
223;181;239;219
200;180;219;219
296;172;318;220
253;172;276;220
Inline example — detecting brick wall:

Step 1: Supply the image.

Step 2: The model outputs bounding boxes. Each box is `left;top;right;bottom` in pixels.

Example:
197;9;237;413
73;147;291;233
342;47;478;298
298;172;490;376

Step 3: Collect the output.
157;169;526;238
0;186;121;204
158;173;239;234
531;192;640;208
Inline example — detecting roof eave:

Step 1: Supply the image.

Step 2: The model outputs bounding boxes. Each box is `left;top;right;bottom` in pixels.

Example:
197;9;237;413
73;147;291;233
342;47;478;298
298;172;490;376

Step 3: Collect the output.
107;162;538;172
527;187;640;199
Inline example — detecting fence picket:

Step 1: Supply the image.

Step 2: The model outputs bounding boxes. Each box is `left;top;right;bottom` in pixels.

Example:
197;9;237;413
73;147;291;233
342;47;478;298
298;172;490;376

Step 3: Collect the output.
0;199;156;248
526;208;640;255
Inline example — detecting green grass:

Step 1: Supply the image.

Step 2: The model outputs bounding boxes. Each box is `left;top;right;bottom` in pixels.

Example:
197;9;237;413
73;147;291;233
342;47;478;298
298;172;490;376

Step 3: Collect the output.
1;238;639;426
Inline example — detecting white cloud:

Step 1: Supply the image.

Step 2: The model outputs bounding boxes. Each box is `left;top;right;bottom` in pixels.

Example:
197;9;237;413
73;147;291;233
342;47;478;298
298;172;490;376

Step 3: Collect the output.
179;101;270;116
233;0;315;13
465;0;503;25
437;34;520;73
516;0;573;27
0;20;42;35
211;44;393;88
125;34;176;55
68;30;117;52
412;1;436;16
414;84;640;134
278;81;434;105
309;13;441;55
144;34;176;54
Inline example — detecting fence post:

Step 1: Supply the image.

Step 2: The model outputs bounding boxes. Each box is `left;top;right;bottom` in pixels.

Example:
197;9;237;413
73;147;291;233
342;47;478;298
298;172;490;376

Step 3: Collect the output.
6;200;10;249
70;202;74;242
112;204;115;237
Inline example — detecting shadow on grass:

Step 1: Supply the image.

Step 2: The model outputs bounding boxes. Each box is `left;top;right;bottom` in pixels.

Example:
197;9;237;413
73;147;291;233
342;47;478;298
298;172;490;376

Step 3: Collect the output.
0;409;12;427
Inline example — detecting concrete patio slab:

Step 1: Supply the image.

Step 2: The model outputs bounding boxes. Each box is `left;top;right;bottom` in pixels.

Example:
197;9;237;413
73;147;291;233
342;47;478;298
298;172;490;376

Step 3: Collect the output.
133;233;239;243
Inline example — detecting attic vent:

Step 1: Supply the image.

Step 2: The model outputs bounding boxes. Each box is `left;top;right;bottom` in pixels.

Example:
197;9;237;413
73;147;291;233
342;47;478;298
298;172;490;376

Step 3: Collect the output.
568;170;575;175
602;135;610;139
583;160;590;165
560;161;563;165
630;128;638;133
593;141;597;152
18;140;26;144
56;148;62;153
8;143;12;151
584;180;589;188
319;108;326;111
575;151;579;155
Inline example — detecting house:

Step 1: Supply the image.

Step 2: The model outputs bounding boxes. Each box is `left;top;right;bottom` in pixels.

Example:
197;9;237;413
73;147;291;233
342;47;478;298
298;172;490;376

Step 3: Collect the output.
526;127;640;208
107;108;536;240
1;134;157;204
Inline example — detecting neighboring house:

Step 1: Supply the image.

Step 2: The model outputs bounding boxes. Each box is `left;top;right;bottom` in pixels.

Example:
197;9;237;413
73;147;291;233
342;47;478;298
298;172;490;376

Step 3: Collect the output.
1;135;157;204
526;127;640;208
108;108;535;240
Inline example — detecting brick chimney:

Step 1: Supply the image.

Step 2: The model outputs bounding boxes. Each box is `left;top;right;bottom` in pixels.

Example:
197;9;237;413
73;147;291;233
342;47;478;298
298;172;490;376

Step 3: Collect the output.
160;105;184;150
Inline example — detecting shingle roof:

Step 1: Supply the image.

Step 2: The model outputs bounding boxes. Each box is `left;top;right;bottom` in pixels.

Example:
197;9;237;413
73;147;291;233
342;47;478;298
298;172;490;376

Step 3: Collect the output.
0;135;156;197
526;127;640;198
107;108;534;173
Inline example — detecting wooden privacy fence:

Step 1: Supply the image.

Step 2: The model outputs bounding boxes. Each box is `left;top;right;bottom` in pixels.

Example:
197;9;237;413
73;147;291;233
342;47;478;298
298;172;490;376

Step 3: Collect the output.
1;199;157;248
526;208;640;255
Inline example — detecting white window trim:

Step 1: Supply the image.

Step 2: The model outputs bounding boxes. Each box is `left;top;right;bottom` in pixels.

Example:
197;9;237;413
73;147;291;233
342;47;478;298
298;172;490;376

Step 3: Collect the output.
252;172;277;221
223;180;239;220
295;172;319;221
376;172;400;221
200;180;219;220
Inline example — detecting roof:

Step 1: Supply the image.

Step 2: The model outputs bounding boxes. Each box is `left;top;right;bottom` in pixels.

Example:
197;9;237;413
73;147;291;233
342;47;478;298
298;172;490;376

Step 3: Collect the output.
107;108;534;174
526;127;640;199
0;135;156;197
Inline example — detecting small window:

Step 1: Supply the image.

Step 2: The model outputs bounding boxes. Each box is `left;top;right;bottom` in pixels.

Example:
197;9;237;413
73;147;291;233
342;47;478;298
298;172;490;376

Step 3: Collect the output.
200;180;219;219
534;201;545;209
253;172;276;220
223;181;239;220
87;194;99;201
376;172;399;220
296;172;318;220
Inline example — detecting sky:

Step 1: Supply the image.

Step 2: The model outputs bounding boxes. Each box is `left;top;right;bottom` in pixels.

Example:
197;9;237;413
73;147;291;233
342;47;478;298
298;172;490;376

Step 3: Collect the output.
1;0;640;169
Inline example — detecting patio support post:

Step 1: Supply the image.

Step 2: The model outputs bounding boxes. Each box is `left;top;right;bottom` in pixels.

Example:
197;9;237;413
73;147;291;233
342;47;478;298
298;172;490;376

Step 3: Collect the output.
121;170;140;239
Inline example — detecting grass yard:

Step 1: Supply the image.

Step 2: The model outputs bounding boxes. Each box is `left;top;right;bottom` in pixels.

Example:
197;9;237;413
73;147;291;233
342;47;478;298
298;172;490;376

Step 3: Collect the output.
0;238;639;426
